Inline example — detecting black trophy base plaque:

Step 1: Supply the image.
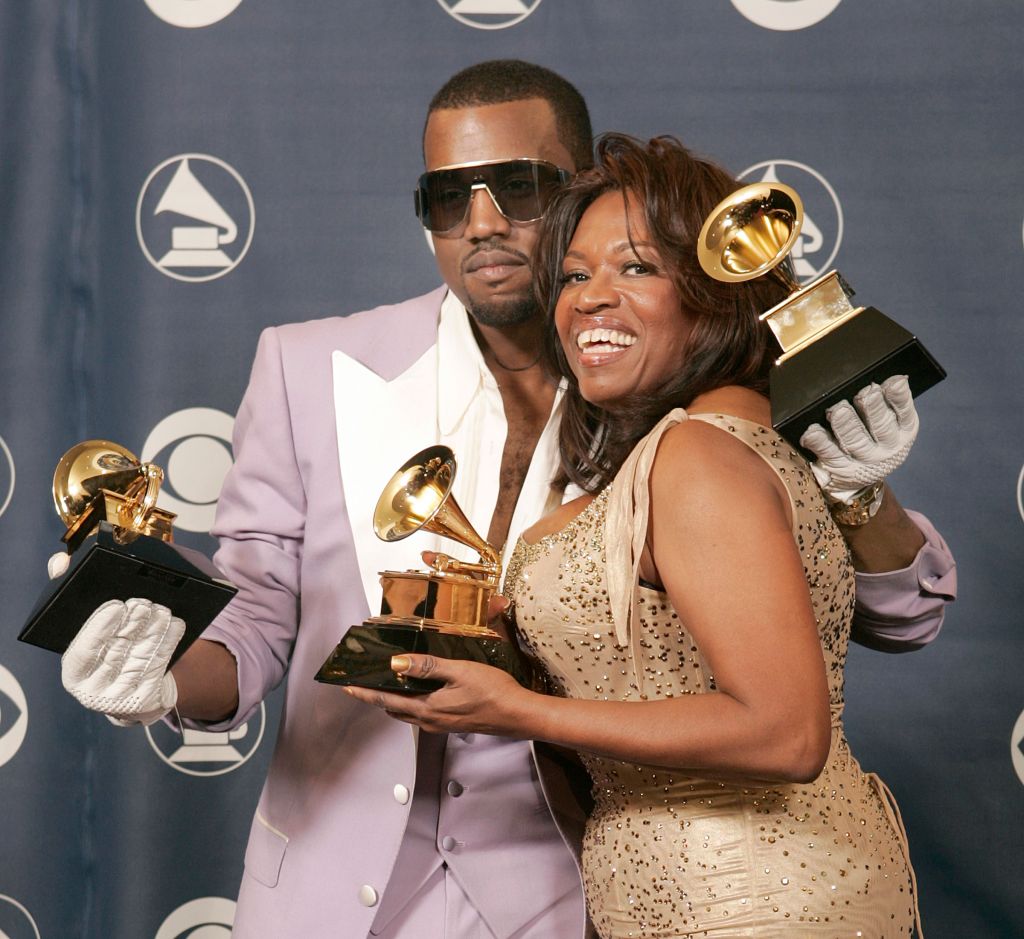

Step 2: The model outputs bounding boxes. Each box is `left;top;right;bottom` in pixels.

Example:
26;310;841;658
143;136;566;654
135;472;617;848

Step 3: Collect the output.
315;621;533;694
19;522;237;666
771;306;946;454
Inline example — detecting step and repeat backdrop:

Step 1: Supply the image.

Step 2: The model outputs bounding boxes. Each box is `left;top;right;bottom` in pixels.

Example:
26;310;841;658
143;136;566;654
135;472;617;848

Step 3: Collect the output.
1;1;1022;936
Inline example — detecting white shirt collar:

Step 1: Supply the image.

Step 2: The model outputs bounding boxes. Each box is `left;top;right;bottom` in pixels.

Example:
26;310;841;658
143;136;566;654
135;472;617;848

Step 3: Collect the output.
437;290;492;437
432;289;574;567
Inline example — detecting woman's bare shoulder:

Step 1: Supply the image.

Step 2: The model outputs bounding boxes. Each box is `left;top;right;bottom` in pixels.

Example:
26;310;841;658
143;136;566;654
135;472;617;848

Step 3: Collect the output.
652;388;773;473
656;416;760;477
648;397;794;566
687;385;772;424
654;402;781;508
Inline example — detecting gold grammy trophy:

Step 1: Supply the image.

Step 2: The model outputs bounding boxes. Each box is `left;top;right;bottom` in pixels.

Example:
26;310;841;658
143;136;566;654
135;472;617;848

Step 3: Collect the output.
697;182;945;450
316;445;532;694
19;440;236;663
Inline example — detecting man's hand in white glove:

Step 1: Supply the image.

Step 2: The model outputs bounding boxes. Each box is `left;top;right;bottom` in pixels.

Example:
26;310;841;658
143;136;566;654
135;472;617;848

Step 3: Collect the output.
47;550;71;579
62;598;183;726
800;375;920;504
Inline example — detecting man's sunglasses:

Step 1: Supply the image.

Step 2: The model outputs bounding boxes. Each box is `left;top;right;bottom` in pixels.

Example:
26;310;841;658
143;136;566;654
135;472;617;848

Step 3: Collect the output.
415;158;572;234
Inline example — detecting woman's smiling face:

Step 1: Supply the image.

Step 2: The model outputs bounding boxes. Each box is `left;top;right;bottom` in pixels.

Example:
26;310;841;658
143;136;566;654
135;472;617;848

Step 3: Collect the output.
555;190;692;407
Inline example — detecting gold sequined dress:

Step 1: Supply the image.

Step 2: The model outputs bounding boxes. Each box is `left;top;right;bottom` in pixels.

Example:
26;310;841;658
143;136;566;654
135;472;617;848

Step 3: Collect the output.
506;410;920;938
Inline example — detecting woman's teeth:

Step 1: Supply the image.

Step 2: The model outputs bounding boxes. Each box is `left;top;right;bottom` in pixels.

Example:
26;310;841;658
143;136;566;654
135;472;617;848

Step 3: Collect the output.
577;328;637;351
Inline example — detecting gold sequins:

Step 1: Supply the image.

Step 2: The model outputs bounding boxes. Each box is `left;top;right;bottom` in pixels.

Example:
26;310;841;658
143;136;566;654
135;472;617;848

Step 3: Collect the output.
505;414;916;938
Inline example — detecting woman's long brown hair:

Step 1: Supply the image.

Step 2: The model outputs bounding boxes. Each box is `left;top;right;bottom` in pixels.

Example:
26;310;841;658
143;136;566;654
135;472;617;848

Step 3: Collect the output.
534;133;790;492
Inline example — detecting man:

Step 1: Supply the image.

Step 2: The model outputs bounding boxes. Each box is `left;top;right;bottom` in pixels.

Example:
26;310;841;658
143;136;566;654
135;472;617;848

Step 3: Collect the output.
60;60;955;937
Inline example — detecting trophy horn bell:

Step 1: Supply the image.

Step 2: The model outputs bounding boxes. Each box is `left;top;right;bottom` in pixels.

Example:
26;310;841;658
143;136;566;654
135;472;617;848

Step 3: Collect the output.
373;445;500;569
53;440;150;527
52;439;171;550
697;182;804;292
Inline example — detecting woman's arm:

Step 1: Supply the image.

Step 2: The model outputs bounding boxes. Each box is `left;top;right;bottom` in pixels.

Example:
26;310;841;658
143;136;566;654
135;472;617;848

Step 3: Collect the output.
345;420;832;784
542;420;831;780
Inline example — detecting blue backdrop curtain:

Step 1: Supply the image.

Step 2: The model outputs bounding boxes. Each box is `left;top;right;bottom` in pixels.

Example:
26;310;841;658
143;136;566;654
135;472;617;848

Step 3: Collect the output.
1;2;1021;936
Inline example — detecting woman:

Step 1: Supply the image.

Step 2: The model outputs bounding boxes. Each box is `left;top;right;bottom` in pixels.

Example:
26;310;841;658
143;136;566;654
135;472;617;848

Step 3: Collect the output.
348;135;920;937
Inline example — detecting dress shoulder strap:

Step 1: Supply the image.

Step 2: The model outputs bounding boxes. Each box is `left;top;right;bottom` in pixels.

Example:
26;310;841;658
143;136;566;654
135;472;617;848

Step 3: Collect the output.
604;408;688;648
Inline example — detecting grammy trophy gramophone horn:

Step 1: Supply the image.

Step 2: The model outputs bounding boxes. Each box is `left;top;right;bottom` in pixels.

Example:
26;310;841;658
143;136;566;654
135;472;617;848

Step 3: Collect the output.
697;181;803;291
316;444;531;694
373;445;500;578
53;439;174;551
696;180;945;450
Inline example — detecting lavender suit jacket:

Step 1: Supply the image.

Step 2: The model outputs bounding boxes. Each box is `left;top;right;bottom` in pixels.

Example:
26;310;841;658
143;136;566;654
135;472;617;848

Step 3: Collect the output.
196;287;586;939
195;286;955;937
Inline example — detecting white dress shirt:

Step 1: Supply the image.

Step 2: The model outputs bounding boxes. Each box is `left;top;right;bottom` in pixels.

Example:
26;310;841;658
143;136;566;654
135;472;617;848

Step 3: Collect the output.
369;292;584;939
435;289;567;569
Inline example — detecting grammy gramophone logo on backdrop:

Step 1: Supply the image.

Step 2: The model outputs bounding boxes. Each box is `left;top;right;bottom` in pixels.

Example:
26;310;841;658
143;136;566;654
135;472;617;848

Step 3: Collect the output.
154;897;235;939
436;0;543;30
0;894;41;939
1017;462;1024;525
738;160;843;283
730;0;842;31
0;434;14;520
1011;708;1024;787
145;703;266;777
136;154;255;282
144;0;244;28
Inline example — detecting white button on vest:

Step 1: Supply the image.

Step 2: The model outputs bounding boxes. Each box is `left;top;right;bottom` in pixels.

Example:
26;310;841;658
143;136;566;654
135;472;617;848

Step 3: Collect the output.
446;780;464;797
393;783;410;804
441;836;457;851
358;885;379;907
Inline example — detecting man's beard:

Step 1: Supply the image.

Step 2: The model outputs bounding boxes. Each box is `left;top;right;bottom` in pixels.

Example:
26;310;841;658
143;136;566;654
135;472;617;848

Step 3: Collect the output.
467;293;541;328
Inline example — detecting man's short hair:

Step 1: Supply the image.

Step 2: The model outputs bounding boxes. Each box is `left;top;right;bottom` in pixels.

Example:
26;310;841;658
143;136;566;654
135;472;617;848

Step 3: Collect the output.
426;59;593;171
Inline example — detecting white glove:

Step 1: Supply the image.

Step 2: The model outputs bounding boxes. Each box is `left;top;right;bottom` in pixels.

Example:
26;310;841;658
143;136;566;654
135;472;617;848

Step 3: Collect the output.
48;551;71;579
800;375;919;504
61;598;183;726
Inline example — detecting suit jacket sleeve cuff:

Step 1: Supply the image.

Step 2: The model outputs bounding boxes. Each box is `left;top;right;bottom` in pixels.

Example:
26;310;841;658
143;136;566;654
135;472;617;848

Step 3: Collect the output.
851;509;957;652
